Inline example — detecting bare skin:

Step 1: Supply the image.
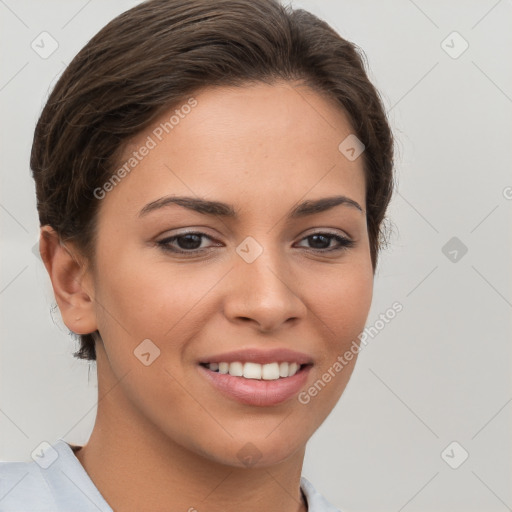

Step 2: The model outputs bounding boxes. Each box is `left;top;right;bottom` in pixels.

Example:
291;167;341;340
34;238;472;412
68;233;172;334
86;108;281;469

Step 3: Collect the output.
40;80;373;512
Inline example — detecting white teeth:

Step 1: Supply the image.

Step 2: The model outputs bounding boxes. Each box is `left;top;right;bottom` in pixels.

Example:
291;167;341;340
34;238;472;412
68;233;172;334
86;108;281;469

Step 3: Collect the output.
289;362;299;375
262;362;280;380
228;361;243;377
243;362;262;379
206;361;302;380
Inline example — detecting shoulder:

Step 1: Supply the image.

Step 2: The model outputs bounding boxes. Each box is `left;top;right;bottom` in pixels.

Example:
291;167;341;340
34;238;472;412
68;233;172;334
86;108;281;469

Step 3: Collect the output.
0;458;55;511
300;476;343;512
0;440;112;512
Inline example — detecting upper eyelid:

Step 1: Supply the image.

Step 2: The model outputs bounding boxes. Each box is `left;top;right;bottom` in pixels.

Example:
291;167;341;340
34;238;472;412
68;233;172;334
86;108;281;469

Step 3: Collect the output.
158;229;353;246
158;227;352;239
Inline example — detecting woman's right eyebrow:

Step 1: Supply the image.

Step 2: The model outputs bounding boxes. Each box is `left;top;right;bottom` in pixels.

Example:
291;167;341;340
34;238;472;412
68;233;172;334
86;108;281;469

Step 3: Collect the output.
137;194;364;219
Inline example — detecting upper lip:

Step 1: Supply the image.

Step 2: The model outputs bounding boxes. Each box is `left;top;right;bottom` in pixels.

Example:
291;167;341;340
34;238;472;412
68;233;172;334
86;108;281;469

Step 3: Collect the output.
199;348;313;365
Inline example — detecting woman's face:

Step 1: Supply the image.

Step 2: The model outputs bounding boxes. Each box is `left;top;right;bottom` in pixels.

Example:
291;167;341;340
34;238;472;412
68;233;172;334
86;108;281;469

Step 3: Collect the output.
84;81;373;467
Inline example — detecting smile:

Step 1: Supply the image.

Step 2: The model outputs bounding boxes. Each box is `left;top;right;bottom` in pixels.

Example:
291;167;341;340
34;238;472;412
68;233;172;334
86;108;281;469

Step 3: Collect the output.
202;361;303;380
199;363;312;406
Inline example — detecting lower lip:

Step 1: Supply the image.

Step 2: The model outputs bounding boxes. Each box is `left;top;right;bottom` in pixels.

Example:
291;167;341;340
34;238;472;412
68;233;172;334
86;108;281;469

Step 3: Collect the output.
198;364;311;406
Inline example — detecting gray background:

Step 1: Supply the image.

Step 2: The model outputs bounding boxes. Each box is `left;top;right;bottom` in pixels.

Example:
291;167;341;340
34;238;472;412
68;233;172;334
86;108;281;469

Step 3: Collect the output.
1;1;511;511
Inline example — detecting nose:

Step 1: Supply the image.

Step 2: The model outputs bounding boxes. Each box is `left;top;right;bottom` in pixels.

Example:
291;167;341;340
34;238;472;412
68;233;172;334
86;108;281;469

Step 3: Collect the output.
222;242;307;333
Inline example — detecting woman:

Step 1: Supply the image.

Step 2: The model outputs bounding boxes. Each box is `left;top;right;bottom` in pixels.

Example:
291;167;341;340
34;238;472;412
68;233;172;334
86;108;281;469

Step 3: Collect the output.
0;0;394;510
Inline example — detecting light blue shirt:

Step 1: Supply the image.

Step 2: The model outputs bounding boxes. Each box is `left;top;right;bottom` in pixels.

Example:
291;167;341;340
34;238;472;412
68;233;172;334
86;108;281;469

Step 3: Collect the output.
0;439;341;511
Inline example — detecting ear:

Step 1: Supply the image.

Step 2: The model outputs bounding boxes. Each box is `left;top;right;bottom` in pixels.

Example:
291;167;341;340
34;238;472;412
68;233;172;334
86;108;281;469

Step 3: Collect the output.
39;225;98;335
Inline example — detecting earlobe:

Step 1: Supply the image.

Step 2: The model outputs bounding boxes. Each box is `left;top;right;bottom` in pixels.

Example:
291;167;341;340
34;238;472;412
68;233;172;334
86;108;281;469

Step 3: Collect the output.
39;225;98;335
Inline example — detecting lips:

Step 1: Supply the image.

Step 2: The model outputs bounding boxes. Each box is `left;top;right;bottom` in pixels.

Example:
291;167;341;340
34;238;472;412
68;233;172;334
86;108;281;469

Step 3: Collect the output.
198;348;313;406
198;348;313;366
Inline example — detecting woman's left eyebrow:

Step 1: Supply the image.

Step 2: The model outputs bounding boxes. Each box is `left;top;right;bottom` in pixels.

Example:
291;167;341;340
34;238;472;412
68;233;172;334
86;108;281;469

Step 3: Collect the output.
138;194;364;219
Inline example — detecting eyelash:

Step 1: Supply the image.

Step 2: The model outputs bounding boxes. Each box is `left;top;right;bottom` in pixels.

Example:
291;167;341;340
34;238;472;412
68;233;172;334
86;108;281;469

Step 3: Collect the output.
156;231;355;255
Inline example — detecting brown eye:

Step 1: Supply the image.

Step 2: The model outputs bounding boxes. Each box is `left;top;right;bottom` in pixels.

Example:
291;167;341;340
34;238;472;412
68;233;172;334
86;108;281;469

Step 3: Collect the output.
296;233;355;252
157;232;219;254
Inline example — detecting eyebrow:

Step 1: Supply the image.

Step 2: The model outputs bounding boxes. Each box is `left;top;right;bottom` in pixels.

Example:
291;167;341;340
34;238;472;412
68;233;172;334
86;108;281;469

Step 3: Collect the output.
138;194;364;219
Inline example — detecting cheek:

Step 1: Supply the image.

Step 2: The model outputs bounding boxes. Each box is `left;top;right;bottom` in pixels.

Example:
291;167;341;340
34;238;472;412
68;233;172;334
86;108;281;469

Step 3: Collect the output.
308;262;373;345
302;259;373;404
298;271;372;426
95;252;200;338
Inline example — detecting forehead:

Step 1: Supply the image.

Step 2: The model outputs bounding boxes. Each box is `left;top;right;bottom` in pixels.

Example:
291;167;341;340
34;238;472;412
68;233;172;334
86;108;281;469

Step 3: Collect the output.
98;81;366;221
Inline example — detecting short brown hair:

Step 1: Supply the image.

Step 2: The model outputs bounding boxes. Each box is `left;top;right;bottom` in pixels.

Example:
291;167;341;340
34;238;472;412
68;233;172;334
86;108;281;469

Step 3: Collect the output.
31;0;395;362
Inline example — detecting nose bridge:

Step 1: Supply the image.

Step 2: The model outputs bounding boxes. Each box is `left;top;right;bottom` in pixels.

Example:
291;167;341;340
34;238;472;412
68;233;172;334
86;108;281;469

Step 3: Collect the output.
225;234;305;330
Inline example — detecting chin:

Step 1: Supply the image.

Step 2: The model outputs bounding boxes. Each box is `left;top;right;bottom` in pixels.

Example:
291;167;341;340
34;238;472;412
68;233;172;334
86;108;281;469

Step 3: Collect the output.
194;434;306;469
